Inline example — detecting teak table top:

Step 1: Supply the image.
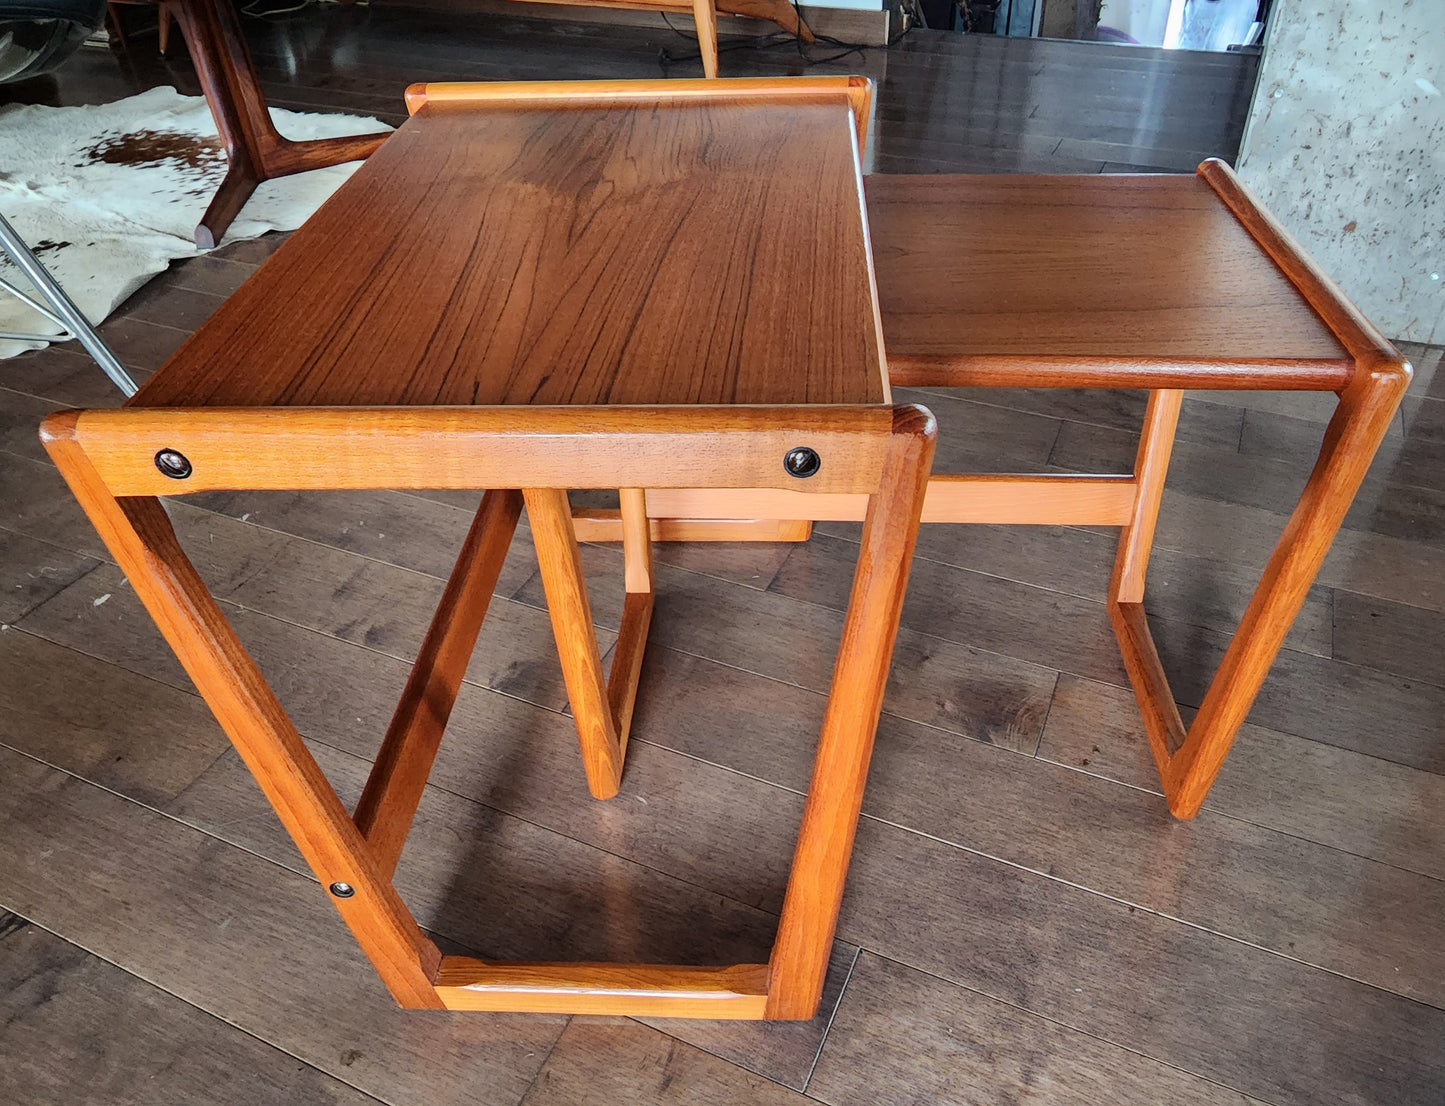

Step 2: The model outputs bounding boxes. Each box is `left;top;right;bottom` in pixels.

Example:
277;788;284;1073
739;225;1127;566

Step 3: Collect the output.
866;172;1350;371
132;94;886;410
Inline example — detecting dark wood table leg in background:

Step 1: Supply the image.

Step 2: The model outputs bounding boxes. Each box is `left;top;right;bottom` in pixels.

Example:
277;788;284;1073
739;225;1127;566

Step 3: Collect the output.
172;0;389;248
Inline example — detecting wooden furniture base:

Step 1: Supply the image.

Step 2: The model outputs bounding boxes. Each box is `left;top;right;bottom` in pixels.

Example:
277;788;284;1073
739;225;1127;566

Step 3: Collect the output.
42;78;924;1019
170;0;389;248
42;403;935;1017
162;0;815;247
593;161;1412;822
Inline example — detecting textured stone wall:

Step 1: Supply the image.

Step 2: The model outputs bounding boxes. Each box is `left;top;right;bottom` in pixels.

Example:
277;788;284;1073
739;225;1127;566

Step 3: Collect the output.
1238;0;1443;344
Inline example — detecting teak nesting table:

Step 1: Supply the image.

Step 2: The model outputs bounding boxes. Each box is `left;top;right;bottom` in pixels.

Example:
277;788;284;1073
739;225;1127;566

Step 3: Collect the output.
42;76;1409;1018
43;77;936;1019
588;164;1411;821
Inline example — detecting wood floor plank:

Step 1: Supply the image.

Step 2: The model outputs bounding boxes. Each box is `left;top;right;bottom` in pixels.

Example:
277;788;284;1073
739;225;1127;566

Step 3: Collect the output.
113;282;227;333
92;313;188;373
768;530;1130;685
0;628;228;806
0;747;564;1106
0;343;131;407
1143;488;1445;614
157;503;580;710
1146;612;1445;772
892;386;1064;473
812;519;1335;657
1239;405;1407;471
771;526;1437;771
0;386;62;463
809;951;1264;1105
183;488;537;593
860;708;1445;1007
1036;674;1445;880
0;526;98;625
1398;342;1443;400
513;544;1058;750
836;819;1445;1106
519;1020;814;1106
21;544;573;714
169;738;784;969
1395;395;1445;501
20;558;577;756
0;913;383;1106
163;253;259;299
1;452;114;560
638;631;1053;765
1331;589;1445;687
1052;418;1445;548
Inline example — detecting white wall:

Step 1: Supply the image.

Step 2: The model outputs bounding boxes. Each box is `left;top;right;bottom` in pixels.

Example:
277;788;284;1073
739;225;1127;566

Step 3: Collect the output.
1237;0;1444;344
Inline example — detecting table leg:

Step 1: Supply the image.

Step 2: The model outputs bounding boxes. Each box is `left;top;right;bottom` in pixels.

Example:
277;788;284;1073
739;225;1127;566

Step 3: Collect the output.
42;414;443;1007
525;487;652;800
353;490;524;878
173;0;389;248
691;0;719;78
766;405;935;1018
43;403;935;1017
1109;367;1409;818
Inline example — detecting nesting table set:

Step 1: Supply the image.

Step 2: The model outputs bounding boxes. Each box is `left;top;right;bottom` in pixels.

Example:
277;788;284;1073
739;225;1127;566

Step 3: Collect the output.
42;77;1410;1019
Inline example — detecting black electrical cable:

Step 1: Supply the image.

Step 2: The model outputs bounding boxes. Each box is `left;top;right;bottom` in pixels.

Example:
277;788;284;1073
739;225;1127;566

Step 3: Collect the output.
658;1;911;71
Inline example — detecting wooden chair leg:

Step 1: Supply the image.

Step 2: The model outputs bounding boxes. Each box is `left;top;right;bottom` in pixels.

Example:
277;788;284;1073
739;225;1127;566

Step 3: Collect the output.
42;416;442;1006
172;0;389;247
158;1;173;53
691;0;720;78
1109;366;1410;818
766;406;936;1019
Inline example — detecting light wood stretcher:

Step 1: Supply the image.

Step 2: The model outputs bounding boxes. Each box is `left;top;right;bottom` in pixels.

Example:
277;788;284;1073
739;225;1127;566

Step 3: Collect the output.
577;163;1411;822
43;77;934;1020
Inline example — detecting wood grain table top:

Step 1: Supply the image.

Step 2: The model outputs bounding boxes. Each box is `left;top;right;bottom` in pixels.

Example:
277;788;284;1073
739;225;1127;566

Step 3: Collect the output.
866;172;1350;368
132;95;886;410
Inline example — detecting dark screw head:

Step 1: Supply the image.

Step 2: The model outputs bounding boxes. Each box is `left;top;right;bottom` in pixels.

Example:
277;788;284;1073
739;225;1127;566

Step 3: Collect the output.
154;449;192;480
783;446;821;479
328;882;356;898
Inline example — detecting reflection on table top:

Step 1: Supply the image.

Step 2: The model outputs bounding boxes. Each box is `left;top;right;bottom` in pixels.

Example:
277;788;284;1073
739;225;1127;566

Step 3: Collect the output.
867;171;1350;369
132;94;886;411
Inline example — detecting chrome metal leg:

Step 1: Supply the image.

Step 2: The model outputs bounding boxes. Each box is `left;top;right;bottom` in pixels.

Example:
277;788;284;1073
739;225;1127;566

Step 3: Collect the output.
0;212;137;397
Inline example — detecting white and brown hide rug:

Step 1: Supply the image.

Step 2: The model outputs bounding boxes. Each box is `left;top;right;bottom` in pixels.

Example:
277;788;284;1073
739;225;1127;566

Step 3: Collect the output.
0;85;390;359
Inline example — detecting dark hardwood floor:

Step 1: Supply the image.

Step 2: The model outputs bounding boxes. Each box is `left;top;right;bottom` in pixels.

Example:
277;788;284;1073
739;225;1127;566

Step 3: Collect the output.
2;8;1442;1105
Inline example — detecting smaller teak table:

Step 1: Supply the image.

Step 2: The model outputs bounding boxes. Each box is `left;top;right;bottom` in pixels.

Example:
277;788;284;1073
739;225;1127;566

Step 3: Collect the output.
613;166;1411;820
43;77;933;1019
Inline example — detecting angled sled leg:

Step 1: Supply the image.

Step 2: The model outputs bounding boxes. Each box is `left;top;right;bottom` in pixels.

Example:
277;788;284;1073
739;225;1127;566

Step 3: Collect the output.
353;489;523;878
40;413;442;1006
44;403;934;1018
1109;364;1411;819
766;406;935;1018
525;487;655;800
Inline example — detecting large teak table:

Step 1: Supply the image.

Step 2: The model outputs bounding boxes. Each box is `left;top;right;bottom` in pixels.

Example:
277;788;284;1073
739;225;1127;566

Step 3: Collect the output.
42;77;938;1019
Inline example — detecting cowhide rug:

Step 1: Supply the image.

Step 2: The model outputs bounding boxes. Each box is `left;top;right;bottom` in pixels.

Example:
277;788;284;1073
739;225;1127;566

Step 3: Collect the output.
0;85;390;359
